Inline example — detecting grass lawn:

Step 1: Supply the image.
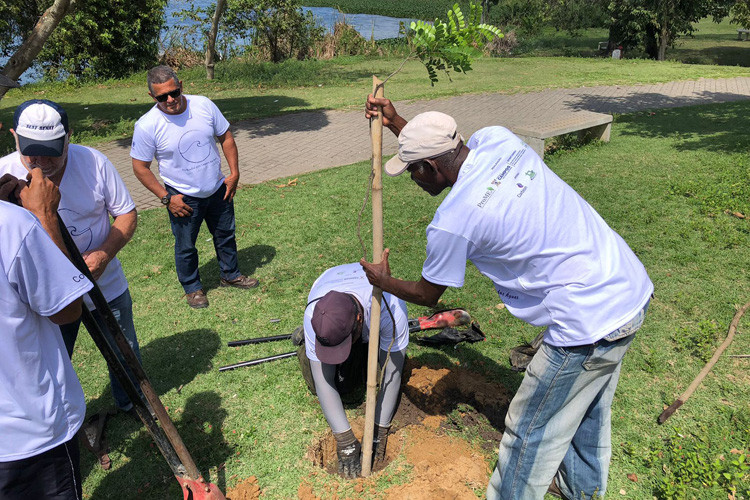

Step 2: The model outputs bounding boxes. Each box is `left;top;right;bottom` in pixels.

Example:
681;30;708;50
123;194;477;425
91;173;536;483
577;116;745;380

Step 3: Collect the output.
70;100;750;499
0;54;748;154
515;17;750;67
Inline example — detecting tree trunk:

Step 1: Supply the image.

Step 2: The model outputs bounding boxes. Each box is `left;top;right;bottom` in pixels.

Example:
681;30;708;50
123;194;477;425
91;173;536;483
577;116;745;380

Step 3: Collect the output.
205;0;227;80
644;23;659;60
657;25;669;61
0;0;72;99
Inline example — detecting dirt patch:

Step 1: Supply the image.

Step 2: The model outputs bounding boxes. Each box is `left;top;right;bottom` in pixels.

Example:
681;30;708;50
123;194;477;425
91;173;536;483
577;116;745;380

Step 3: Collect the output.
226;476;261;500
305;358;512;499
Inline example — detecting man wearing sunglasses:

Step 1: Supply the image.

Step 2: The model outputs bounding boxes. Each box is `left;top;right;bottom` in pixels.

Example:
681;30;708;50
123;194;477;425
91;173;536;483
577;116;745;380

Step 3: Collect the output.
361;96;653;500
131;65;258;309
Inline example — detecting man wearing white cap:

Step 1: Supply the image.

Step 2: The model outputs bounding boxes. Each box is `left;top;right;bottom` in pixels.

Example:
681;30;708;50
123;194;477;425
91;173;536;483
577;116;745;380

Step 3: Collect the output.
362;96;653;500
0;99;144;417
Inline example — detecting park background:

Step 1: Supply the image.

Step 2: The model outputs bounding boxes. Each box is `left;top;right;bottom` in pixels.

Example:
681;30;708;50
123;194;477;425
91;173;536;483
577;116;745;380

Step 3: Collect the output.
0;0;749;498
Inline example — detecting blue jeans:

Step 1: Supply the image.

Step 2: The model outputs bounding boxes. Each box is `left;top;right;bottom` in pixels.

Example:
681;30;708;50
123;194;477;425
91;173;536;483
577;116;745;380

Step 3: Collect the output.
487;304;648;500
166;184;241;294
60;289;143;411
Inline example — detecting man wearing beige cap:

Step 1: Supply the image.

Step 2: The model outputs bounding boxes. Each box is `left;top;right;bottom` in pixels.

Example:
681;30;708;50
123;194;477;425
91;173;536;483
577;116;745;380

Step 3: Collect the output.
362;96;652;500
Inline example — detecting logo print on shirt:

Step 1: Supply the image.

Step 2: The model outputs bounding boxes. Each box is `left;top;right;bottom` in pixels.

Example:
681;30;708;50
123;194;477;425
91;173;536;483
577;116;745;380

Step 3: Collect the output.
59;208;93;252
516;182;528;198
178;130;213;163
525;170;536;180
477;186;496;208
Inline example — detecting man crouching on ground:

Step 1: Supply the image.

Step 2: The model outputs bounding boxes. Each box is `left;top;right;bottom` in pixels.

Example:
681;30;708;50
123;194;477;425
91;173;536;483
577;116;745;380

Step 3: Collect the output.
296;263;409;478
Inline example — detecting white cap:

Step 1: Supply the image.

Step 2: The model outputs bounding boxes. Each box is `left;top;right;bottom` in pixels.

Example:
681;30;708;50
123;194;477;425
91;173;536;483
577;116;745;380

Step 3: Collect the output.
384;111;462;176
13;100;69;157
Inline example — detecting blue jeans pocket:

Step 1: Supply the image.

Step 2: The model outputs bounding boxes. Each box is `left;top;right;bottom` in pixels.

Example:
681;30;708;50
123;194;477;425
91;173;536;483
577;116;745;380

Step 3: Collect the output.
582;335;634;371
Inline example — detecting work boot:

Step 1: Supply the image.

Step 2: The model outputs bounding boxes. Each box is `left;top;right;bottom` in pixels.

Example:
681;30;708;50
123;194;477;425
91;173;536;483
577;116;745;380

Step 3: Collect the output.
547;477;569;500
186;289;209;309
220;275;259;289
291;325;305;346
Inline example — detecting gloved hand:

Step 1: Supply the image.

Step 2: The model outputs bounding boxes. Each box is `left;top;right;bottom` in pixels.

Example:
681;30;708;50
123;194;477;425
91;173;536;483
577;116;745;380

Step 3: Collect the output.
333;429;361;479
0;173;25;205
372;424;390;467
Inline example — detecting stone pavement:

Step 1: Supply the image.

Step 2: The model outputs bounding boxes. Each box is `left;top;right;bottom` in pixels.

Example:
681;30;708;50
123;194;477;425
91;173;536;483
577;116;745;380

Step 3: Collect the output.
96;76;750;210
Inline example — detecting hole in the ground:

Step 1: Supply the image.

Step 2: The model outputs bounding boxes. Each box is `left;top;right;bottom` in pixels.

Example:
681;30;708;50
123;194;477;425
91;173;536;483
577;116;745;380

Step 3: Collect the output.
305;358;512;497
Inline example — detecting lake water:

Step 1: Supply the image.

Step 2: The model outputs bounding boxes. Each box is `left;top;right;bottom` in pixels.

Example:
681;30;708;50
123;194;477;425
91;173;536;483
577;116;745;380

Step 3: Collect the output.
9;4;416;84
165;2;416;42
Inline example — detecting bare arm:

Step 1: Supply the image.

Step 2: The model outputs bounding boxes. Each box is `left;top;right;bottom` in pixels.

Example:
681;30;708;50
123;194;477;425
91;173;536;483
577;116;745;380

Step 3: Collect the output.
132;158;168;199
217;129;239;201
360;248;447;307
49;298;84;325
132;158;192;217
82;209;137;280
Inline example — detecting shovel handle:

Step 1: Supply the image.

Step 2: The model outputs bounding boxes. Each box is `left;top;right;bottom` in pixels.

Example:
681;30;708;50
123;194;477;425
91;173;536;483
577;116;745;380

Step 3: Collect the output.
227;334;292;347
219;351;297;372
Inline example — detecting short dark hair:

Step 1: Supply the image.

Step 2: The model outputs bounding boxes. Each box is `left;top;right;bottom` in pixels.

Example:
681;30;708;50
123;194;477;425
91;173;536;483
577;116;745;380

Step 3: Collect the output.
147;65;179;94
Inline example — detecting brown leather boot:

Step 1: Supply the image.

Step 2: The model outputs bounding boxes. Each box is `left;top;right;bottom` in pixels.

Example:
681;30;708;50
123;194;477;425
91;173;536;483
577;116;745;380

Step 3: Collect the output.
186;289;208;309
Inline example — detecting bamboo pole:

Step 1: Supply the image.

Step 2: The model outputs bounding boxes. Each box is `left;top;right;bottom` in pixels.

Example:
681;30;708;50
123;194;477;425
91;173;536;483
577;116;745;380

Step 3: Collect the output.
361;76;384;477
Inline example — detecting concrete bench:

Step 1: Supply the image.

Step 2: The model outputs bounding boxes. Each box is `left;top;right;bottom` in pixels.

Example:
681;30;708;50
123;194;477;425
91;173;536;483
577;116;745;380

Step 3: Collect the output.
511;112;613;159
598;41;608;52
738;29;750;41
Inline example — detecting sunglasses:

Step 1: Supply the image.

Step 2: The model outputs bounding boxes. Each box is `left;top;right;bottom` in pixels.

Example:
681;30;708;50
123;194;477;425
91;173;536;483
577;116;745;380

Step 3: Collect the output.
154;88;181;102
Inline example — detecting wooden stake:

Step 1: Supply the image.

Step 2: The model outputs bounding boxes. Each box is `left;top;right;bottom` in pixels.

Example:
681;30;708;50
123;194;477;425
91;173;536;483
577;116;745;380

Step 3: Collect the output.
361;76;384;477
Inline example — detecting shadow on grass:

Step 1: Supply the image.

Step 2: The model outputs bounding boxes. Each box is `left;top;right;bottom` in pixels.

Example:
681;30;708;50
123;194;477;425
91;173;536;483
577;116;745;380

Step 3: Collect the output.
615;101;750;155
80;329;223;498
677;45;750;67
563;89;750;116
89;391;231;500
198;243;276;291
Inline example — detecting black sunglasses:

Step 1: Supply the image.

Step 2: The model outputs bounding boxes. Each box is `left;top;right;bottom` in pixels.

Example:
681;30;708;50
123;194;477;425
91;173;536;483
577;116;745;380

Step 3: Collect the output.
154;88;181;102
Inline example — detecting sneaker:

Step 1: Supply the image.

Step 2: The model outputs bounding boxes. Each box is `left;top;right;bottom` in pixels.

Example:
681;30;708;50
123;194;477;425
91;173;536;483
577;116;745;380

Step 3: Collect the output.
186;289;209;309
220;275;259;289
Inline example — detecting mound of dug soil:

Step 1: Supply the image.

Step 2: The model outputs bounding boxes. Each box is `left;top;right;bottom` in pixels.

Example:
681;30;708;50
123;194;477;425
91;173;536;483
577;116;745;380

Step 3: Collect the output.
226;475;261;500
304;358;512;499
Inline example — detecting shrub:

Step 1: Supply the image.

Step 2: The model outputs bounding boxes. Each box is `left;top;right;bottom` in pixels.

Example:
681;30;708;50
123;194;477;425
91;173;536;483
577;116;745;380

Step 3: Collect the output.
225;0;325;62
485;29;517;56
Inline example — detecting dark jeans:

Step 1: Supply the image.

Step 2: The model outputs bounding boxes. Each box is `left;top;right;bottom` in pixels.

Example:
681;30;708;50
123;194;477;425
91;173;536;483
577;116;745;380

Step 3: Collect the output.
0;438;82;500
166;184;241;294
59;289;143;411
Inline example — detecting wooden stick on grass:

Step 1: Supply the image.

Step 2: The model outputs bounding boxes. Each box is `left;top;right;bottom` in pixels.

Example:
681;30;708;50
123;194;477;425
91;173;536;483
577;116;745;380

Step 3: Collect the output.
658;300;750;424
361;76;384;477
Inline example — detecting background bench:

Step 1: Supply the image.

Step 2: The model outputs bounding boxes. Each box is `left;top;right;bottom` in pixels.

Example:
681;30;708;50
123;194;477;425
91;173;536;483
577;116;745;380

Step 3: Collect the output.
738;29;750;41
510;111;613;159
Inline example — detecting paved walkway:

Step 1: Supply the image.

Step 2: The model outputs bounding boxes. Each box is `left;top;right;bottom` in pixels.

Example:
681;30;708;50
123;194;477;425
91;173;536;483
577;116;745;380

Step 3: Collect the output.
97;76;750;210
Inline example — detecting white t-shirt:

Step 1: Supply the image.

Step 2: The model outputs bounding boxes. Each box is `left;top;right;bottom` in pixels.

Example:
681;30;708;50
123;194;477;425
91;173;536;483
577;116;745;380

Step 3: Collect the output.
0;145;135;309
0;201;92;461
421;127;653;346
130;95;230;198
304;263;409;363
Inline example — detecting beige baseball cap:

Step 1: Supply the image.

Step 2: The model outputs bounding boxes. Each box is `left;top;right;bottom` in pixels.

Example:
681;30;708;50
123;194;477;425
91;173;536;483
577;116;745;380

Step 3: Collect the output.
384;111;462;177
